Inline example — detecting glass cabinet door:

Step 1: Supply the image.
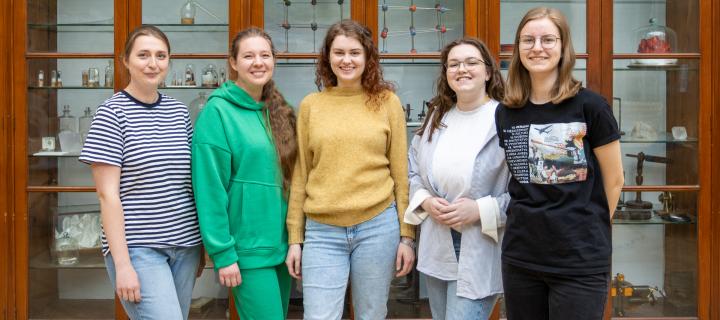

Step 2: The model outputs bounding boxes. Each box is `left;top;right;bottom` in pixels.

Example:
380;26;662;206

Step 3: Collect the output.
141;1;231;319
611;0;700;316
25;0;115;318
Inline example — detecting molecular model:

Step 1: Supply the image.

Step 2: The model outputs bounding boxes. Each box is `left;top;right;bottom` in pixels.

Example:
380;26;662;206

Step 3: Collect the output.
281;0;345;52
380;0;450;53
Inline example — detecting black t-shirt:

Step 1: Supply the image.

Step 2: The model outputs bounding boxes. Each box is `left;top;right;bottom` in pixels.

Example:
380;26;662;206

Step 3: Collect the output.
495;88;620;275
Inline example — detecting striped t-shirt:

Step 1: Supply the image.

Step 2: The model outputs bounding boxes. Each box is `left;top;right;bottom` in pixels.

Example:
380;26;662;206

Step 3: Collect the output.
79;91;201;255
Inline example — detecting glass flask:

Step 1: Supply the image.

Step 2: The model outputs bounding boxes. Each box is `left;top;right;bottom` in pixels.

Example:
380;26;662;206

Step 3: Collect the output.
82;70;89;87
79;107;93;145
180;0;196;25
189;92;208;124
184;64;196;86
56;70;63;87
58;105;77;133
37;70;44;87
104;60;114;87
55;231;80;266
201;64;219;87
632;18;678;66
50;70;57;87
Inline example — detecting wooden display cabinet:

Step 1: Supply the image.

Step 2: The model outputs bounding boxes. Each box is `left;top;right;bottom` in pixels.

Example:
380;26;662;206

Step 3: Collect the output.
5;0;718;319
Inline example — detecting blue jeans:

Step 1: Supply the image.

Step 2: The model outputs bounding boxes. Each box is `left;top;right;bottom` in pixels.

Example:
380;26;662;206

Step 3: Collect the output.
425;274;499;320
105;245;202;320
301;204;400;320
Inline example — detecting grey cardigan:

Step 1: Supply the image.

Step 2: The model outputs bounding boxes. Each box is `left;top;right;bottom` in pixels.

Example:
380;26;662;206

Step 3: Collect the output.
404;104;511;300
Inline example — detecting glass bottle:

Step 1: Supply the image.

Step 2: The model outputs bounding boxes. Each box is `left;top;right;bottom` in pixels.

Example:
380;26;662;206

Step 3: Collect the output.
201;64;218;87
37;70;45;87
50;70;57;87
219;67;226;85
55;232;79;266
59;105;77;133
82;70;89;87
79;107;93;144
189;92;208;125
56;71;63;87
104;60;114;87
180;0;196;25
184;64;196;86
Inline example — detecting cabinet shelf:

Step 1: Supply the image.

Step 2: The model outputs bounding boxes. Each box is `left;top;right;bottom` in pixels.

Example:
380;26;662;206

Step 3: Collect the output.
154;24;229;32
620;133;698;143
28;86;114;90
613;213;695;225
29;250;104;269
27;23;113;32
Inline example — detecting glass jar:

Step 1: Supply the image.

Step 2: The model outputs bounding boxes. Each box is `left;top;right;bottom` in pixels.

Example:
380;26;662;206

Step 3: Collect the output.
88;67;100;87
184;64;196;86
189;92;208;124
55;231;79;266
58;105;77;133
180;0;196;25
201;64;219;87
632;18;678;66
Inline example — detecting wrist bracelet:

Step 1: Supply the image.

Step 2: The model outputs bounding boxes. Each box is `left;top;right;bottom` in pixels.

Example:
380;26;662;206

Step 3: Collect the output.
400;237;416;250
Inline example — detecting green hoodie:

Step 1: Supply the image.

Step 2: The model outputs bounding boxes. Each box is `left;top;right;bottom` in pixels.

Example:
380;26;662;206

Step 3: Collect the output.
192;81;288;270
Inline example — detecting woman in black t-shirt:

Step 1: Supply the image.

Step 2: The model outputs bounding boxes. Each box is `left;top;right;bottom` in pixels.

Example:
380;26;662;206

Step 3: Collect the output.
495;7;624;320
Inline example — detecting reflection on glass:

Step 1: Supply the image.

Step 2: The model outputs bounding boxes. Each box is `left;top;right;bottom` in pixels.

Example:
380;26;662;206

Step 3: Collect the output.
500;1;586;53
264;0;351;53
377;0;463;53
143;0;229;53
27;0;114;53
613;0;698;53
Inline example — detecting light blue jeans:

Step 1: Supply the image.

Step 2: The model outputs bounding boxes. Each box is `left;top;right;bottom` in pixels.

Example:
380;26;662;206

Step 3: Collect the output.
424;274;499;320
105;245;202;320
302;203;400;320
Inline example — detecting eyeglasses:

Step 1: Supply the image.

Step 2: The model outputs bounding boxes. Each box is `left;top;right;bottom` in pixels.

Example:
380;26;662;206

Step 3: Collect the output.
519;35;561;50
446;58;486;73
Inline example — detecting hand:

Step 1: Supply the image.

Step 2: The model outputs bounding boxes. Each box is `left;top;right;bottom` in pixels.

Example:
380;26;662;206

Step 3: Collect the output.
218;263;242;287
115;263;141;303
436;198;481;230
196;246;206;278
421;197;451;222
285;244;303;280
395;237;415;277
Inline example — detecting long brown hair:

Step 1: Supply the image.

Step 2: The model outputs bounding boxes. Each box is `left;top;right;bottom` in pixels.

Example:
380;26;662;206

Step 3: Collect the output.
418;38;505;141
315;19;395;110
230;28;297;193
504;7;581;108
122;25;171;63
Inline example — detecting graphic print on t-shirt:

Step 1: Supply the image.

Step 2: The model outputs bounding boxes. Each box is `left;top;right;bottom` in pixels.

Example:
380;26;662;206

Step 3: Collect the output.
527;122;587;184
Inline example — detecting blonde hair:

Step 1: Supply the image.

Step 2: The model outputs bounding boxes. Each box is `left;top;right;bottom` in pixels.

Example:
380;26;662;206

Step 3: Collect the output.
504;7;581;107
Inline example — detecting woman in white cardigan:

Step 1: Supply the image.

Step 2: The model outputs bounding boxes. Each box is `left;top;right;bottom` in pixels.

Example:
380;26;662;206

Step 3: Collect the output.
405;37;510;320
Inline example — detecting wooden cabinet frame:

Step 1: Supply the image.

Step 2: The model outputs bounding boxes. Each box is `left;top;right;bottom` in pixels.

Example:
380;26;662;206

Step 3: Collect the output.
2;0;719;319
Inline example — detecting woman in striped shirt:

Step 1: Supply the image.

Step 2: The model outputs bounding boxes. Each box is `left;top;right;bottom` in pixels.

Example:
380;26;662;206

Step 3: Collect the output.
80;25;202;320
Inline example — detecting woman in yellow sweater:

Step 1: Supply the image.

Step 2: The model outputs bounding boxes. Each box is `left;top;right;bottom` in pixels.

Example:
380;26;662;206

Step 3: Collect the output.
284;19;415;319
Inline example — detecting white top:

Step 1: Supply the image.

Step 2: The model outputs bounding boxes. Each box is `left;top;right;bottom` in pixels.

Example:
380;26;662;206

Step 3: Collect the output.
433;102;496;202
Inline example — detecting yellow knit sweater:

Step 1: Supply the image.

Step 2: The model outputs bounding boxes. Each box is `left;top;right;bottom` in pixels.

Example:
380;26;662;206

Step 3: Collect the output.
286;86;414;244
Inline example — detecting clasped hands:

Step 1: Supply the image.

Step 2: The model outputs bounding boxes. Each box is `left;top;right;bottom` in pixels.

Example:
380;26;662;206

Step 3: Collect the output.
421;197;480;230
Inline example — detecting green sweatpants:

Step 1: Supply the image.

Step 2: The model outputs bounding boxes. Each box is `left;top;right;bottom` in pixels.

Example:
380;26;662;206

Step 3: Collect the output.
231;263;291;320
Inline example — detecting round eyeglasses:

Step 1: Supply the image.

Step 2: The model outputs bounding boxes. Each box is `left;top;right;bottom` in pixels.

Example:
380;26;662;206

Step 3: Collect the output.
519;35;561;50
445;58;487;73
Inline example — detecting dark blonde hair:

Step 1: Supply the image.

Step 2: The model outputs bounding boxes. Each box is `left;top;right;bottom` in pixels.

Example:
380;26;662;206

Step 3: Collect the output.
230;27;297;194
504;7;581;107
122;25;171;63
315;19;395;110
419;37;505;141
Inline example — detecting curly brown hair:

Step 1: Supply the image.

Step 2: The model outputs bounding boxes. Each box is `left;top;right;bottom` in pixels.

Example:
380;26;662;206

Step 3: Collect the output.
315;19;395;110
230;28;297;194
418;37;505;141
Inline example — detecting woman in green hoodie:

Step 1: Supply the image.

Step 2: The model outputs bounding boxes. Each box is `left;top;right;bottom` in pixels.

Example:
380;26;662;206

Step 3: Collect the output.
191;27;297;319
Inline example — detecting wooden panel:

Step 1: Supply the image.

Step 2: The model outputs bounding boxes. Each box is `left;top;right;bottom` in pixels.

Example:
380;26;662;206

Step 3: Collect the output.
12;0;30;318
0;0;10;318
598;0;613;101
464;0;478;38
703;0;719;318
586;0;602;94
